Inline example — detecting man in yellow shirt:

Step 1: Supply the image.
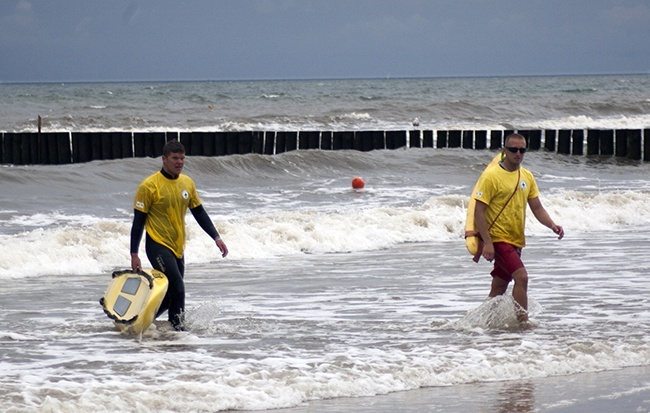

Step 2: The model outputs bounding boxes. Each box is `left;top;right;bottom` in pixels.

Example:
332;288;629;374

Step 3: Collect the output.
130;140;228;331
474;133;564;323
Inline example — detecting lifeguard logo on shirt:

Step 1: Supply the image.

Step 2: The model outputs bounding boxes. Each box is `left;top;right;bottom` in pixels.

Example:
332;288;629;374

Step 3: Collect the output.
136;201;144;209
475;190;483;198
182;190;189;199
520;181;527;190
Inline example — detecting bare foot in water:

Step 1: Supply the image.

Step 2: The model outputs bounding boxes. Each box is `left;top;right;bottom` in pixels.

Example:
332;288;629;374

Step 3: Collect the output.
516;308;529;323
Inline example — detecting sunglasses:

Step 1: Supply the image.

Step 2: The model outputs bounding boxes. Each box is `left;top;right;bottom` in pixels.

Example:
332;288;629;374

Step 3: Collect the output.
505;147;527;154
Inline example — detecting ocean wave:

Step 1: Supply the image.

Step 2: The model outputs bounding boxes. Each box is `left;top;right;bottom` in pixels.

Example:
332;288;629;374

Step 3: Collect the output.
2;189;649;280
10;111;649;133
3;76;650;133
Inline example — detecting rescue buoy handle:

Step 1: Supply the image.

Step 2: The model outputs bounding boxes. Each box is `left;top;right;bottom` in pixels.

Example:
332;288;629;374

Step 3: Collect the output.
111;269;154;289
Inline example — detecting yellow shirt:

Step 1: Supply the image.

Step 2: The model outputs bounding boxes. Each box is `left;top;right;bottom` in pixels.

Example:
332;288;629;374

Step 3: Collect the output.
134;171;202;258
472;163;539;248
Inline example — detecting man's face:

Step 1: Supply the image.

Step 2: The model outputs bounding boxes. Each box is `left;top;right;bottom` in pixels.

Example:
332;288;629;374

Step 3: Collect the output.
162;151;185;177
503;137;526;166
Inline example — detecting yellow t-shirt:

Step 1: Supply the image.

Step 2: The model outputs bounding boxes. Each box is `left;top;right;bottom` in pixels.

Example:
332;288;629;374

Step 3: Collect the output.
472;163;539;248
134;171;202;258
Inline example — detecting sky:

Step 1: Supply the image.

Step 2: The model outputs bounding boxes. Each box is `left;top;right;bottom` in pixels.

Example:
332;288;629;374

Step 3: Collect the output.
1;0;649;83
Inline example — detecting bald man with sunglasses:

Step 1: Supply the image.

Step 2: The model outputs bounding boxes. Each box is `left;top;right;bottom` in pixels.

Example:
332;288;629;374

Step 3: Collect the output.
473;133;564;323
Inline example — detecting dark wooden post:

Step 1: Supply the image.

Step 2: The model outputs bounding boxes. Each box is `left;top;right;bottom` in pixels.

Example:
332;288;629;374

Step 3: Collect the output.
462;130;473;149
599;130;614;155
225;131;240;155
251;131;264;154
572;129;584;155
329;131;340;150
437;130;448;148
586;130;600;155
275;131;287;154
409;130;421;148
238;131;253;154
133;132;166;157
354;131;373;151
339;131;354;150
180;132;193;155
5;133;19;164
422;130;434;148
284;131;298;152
490;130;502;150
525;129;542;151
448;130;461;148
19;132;31;164
320;131;332;150
59;132;72;164
386;130;406;149
36;117;42;163
214;132;227;156
626;129;642;160
474;130;487;150
201;132;217;156
557;130;571;154
353;131;366;151
299;131;319;150
264;131;275;154
371;131;385;150
72;132;89;163
615;129;628;157
29;132;40;163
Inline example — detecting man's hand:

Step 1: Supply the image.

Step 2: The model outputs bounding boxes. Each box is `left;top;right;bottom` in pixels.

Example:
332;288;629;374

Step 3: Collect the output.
552;224;564;240
482;241;495;262
131;253;142;272
216;238;229;258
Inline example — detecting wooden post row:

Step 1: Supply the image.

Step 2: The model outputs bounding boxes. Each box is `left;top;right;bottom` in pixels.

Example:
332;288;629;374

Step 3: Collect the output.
0;129;647;164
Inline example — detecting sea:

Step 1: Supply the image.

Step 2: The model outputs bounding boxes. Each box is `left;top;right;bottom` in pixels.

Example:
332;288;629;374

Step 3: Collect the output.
1;75;650;413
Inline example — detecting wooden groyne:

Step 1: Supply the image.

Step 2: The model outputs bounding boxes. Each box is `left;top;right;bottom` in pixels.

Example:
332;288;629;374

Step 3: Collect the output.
1;129;648;165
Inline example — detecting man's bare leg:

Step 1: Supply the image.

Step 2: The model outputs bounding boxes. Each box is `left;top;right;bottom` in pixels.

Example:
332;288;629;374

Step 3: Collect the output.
489;275;509;298
511;268;529;322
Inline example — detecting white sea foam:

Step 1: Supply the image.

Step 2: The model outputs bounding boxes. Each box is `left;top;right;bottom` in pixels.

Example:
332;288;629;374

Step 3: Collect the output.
1;187;649;280
534;114;650;130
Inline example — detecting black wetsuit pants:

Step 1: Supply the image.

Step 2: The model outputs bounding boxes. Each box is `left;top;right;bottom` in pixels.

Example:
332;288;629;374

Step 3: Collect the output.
146;234;185;329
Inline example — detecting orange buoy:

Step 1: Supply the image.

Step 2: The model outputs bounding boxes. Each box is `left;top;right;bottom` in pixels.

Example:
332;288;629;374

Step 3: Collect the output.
352;177;365;189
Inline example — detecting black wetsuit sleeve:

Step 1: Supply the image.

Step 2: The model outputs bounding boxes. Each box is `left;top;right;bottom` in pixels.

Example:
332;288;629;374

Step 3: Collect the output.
130;209;147;254
191;205;220;239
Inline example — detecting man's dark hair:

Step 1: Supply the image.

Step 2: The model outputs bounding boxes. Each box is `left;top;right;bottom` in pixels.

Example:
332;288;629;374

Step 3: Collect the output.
504;133;527;147
162;140;185;157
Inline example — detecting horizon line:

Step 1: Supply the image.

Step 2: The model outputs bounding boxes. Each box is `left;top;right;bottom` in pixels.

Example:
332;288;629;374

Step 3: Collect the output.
1;71;648;85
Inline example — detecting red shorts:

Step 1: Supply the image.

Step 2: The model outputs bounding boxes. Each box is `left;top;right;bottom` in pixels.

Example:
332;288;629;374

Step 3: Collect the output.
491;242;524;282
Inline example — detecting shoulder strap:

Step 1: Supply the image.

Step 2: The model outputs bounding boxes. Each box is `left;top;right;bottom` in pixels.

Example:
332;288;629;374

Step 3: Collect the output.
488;168;520;230
468;168;521;263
